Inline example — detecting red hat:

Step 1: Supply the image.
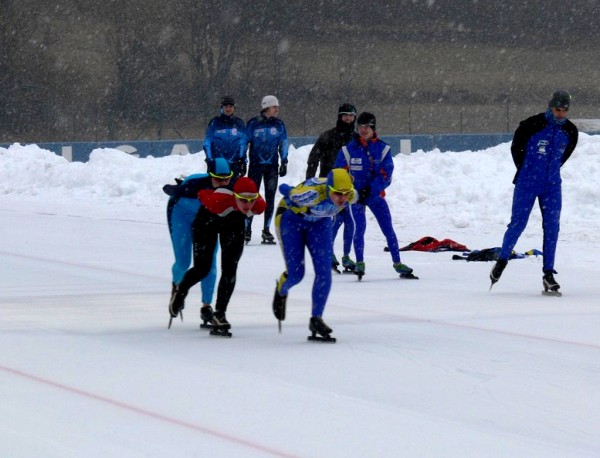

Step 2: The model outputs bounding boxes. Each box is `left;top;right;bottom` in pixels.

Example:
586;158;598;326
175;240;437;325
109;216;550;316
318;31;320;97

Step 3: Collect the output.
234;177;258;195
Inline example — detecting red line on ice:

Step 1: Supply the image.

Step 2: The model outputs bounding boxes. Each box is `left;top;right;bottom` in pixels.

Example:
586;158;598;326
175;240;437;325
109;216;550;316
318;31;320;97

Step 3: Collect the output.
0;364;300;458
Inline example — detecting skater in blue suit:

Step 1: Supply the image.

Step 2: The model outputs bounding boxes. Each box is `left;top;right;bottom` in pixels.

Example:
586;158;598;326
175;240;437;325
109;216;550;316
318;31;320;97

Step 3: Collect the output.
490;90;578;294
164;158;233;325
333;112;415;279
203;96;247;178
244;95;289;245
272;168;356;340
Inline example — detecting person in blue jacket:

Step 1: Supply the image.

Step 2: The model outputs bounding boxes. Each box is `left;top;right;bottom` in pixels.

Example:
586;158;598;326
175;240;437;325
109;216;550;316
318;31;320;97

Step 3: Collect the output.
244;95;289;245
272;168;356;340
490;90;578;293
203;95;247;178
164;158;233;326
333;112;415;279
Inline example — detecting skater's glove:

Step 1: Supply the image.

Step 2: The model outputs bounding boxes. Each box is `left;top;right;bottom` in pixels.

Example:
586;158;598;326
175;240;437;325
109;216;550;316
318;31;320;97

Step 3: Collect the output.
205;157;215;172
358;186;371;204
239;161;247;177
162;184;177;196
279;159;288;177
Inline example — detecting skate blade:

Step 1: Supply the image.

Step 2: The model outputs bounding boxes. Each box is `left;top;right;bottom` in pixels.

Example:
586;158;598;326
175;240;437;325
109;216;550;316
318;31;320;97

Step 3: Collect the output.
542;290;562;297
209;329;233;337
261;241;277;245
399;273;419;280
307;335;336;343
167;311;183;329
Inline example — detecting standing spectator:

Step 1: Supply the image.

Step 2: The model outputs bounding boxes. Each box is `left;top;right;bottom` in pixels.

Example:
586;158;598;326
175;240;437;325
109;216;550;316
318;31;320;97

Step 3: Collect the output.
490;90;578;295
334;112;416;280
163;158;233;327
272;168;356;341
203;95;247;178
306;103;357;272
245;95;289;245
169;177;266;335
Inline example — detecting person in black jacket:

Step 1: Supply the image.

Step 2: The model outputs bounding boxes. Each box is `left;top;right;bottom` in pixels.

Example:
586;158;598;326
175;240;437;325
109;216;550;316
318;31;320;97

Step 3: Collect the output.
490;90;578;294
306;103;357;272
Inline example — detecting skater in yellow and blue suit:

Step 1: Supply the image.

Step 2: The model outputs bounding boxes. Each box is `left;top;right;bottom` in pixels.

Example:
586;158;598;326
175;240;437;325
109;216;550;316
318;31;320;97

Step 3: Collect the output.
272;168;356;339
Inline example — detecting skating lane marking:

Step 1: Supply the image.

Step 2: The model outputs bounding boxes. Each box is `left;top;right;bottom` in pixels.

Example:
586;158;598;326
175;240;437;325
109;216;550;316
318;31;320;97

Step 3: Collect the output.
335;305;600;350
0;363;301;458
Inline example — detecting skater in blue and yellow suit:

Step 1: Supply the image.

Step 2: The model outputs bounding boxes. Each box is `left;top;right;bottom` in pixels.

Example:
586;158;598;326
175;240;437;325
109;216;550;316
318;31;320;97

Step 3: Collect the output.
271;168;356;339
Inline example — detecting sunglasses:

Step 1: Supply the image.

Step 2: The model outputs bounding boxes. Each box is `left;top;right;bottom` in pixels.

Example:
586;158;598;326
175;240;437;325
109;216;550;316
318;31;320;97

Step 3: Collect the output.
234;192;258;202
209;171;233;181
329;186;353;196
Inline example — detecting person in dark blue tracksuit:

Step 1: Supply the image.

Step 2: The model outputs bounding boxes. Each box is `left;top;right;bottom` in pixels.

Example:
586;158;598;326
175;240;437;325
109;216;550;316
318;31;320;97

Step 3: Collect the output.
244;95;289;245
271;168;356;339
203;96;247;178
490;90;578;292
333;112;415;278
164;158;233;323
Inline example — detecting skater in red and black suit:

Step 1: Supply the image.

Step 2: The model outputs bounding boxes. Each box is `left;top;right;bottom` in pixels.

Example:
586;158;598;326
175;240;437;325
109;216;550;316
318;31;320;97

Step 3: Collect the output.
169;178;265;333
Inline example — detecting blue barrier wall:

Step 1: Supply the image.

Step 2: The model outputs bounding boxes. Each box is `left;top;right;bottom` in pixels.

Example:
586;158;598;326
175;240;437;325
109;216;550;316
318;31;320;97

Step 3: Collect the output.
1;133;515;162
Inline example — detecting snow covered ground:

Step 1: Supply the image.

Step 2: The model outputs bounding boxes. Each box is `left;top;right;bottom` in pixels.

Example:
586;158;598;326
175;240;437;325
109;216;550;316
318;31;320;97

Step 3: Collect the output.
1;138;599;457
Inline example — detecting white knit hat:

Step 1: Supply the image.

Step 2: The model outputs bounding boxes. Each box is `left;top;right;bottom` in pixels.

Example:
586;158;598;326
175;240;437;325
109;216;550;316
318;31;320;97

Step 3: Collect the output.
261;95;279;109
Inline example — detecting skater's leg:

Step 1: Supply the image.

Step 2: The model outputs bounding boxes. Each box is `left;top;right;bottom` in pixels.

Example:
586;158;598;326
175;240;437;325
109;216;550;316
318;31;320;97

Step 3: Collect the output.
200;242;218;305
178;209;220;293
278;211;307;296
306;217;334;317
539;185;562;272
499;185;537;260
351;203;367;262
246;164;264;236
214;215;246;314
168;201;196;284
342;206;355;256
368;197;401;264
262;166;279;230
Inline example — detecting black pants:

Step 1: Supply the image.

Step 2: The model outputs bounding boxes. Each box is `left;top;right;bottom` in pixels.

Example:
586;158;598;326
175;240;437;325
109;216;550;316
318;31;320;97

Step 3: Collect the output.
247;163;279;230
178;207;246;314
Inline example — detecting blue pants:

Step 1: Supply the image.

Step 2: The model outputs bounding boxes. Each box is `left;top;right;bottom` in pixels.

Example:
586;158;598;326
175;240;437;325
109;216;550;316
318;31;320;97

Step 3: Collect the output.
276;211;333;317
352;197;401;264
332;207;355;256
167;199;217;305
500;184;562;271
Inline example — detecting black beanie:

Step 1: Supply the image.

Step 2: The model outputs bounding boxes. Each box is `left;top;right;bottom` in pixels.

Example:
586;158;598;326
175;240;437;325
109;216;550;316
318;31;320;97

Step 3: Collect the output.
356;112;376;130
338;103;357;116
548;90;571;110
221;95;235;106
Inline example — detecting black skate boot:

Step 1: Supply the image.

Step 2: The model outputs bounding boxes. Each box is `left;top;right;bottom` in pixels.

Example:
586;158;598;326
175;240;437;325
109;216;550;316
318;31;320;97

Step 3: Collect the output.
332;254;341;274
200;305;214;329
273;274;288;332
341;255;356;273
308;317;336;343
261;228;276;245
168;285;188;328
542;270;562;297
489;259;508;290
244;228;252;245
354;261;365;281
210;311;232;337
